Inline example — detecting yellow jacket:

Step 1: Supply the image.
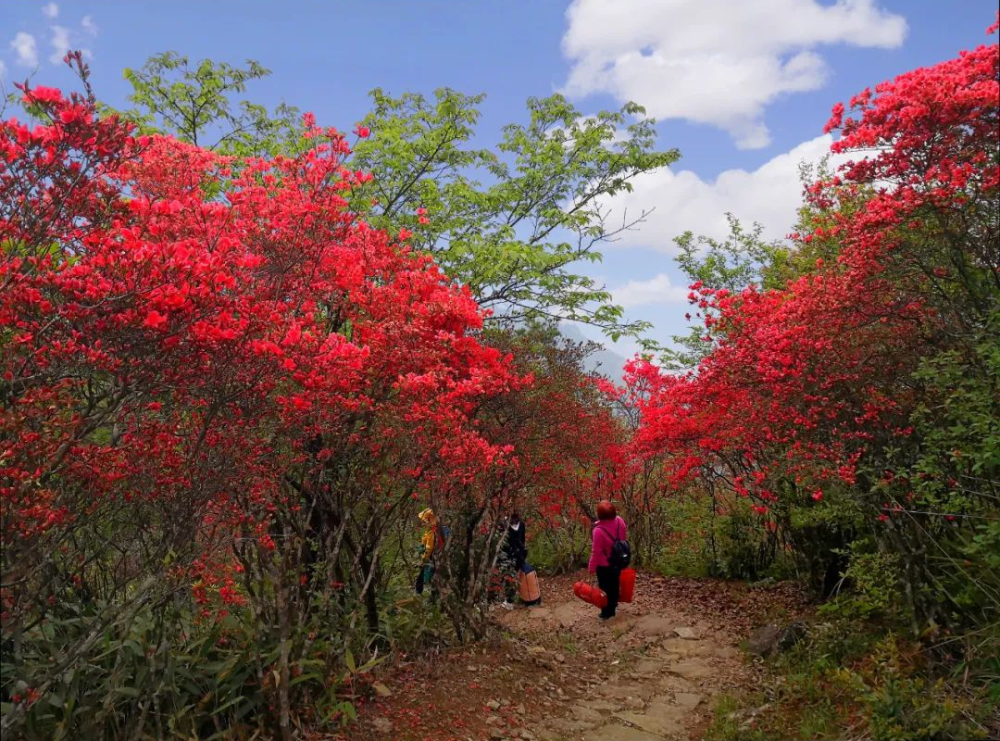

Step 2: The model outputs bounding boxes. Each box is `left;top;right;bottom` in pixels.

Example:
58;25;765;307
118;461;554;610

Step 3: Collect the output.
418;508;438;563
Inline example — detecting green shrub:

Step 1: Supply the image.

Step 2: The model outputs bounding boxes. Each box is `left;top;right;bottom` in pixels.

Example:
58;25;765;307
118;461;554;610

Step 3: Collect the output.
527;526;589;575
707;612;995;741
0;588;393;739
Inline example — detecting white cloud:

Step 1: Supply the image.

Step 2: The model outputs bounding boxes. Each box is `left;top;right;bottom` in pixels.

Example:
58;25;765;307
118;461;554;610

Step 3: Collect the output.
48;25;71;64
611;273;689;308
10;32;38;67
42;2;59;19
562;0;906;148
605;134;848;251
45;18;97;65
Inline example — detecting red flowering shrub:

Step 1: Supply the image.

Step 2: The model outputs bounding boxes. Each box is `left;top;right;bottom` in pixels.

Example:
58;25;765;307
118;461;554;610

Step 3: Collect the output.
633;33;998;618
459;328;623;580
1;59;536;738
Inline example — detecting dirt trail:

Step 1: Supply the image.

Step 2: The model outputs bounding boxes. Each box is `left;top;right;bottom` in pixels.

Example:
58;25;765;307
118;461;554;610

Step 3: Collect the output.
349;571;800;741
495;572;752;741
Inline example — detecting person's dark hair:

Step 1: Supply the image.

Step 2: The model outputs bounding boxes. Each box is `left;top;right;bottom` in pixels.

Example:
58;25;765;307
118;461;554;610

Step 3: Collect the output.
510;512;520;524
596;500;617;521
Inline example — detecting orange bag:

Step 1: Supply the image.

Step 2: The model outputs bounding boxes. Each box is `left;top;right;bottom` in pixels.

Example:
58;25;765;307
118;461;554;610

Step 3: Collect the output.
618;567;636;603
519;569;541;604
573;581;608;609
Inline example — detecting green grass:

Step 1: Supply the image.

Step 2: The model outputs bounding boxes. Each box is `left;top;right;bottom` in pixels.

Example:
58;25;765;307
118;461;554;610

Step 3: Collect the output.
557;633;580;656
707;695;769;741
705;616;995;741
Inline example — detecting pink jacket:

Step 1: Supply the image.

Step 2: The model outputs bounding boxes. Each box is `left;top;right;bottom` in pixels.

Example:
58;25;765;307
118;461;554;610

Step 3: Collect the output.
588;516;627;572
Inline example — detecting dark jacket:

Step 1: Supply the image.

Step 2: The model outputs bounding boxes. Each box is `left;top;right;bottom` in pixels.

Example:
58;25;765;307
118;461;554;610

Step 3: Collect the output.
503;522;526;566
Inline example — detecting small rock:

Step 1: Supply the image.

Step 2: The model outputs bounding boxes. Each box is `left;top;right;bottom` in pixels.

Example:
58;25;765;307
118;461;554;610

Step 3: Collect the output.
631;659;663;677
489;730;505;740
372;681;392;698
665;659;713;679
633;615;675;637
745;624;781;656
527;645;547;655
615;700;689;738
674;692;704;709
371;717;393;734
516;703;526;714
777;622;808;652
486;699;502;710
588;699;620;712
745;622;807;657
673;627;699;640
526;607;552;620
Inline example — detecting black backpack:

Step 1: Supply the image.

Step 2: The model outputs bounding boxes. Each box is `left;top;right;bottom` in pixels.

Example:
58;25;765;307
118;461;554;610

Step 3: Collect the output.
598;522;631;570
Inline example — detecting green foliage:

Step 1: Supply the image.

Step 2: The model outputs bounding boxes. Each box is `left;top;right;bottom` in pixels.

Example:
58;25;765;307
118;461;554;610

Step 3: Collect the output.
784;485;866;597
116;53;305;156
863;308;1000;631
111;54;680;340
1;578;452;740
524;522;590;575
711;506;782;581
674;215;789;295
350;90;677;338
667;215;791;367
707;617;996;741
650;490;795;581
817;542;902;620
907;317;1000;530
707;694;770;741
649;494;714;578
2;599;327;739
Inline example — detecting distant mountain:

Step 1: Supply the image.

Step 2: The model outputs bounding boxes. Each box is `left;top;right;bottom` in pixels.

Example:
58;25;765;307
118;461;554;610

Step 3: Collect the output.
559;323;628;382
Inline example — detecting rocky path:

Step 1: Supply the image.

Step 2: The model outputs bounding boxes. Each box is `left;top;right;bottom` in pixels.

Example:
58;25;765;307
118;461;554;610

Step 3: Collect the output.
496;573;750;741
348;572;802;741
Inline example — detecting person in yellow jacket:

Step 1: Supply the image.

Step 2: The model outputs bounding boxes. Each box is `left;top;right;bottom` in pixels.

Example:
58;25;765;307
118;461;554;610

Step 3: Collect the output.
415;508;444;595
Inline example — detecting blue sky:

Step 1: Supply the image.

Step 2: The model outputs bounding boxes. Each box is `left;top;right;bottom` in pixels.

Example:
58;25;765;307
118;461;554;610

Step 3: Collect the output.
3;0;997;364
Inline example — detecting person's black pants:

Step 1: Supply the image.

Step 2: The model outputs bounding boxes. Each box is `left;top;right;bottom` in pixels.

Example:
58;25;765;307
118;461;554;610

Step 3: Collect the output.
415;564;435;595
596;566;620;618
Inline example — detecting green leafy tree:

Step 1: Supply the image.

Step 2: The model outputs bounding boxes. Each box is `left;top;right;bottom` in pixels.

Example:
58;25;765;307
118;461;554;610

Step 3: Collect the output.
666;214;790;368
115;52;304;156
664;159;861;369
113;54;679;339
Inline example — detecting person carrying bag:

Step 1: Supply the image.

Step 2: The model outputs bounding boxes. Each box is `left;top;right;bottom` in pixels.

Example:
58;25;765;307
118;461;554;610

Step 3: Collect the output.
587;500;629;620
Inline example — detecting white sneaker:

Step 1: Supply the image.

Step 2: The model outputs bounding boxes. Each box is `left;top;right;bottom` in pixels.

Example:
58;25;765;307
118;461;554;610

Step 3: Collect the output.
501;601;514;611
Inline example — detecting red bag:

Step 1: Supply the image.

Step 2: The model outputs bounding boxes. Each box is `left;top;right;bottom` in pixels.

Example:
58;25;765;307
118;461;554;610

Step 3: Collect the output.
573;581;608;609
618;567;636;603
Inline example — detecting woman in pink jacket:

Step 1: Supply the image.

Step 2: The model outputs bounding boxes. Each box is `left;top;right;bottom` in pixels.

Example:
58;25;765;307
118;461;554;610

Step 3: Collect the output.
588;500;627;620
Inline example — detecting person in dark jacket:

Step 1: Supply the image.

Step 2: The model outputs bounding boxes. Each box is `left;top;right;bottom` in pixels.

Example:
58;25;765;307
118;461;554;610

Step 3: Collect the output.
588;500;627;620
500;512;526;608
